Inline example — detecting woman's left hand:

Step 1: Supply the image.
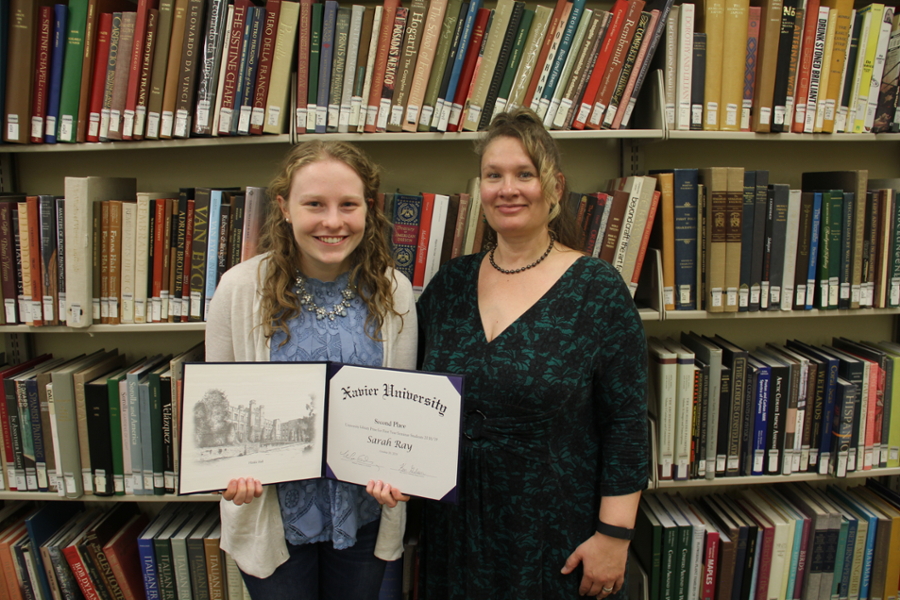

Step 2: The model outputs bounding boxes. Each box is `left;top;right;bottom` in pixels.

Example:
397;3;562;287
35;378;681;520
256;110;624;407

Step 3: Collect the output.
366;480;410;507
560;532;629;597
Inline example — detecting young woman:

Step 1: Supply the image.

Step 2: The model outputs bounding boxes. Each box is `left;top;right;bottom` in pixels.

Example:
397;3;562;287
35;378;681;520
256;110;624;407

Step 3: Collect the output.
205;140;417;600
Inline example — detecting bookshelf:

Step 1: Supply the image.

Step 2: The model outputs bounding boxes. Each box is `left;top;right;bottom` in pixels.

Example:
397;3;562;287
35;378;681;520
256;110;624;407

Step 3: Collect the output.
0;73;897;475
2;1;899;599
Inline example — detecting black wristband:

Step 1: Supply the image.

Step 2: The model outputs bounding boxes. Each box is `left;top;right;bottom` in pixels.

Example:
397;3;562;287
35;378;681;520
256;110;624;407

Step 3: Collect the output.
596;518;635;540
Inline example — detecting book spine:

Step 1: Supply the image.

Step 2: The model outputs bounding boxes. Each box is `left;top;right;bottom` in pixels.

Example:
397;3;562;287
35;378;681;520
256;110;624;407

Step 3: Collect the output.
249;0;280;135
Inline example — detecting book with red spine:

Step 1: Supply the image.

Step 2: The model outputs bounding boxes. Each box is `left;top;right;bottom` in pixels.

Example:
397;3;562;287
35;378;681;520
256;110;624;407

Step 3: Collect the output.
791;0;820;132
522;0;570;110
363;0;402;133
376;6;409;132
412;192;436;293
102;513;151;600
249;0;281;135
585;0;645;129
25;197;44;327
122;0;156;139
450;192;471;260
30;6;53;144
87;13;114;142
447;8;489;132
217;0;252;136
133;8;159;140
571;0;629;129
151;199;167;323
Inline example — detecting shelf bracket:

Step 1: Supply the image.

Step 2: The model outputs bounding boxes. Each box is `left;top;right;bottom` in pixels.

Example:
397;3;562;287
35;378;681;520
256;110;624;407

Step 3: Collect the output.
2;332;33;364
0;153;18;194
621;139;644;176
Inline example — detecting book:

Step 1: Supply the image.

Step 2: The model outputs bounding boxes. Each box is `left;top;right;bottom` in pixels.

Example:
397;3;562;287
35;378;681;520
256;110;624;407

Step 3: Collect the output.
103;512;151;600
64;177;137;328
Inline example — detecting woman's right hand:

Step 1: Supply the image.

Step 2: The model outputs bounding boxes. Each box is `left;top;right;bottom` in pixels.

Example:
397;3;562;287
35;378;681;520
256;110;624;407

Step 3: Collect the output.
222;477;263;505
366;480;410;508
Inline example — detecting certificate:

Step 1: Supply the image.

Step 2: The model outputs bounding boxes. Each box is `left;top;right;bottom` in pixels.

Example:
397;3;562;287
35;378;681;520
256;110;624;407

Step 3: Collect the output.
178;362;464;501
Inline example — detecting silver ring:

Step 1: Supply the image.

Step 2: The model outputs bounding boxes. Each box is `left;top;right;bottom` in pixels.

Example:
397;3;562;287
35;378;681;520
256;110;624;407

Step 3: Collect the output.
602;587;613;593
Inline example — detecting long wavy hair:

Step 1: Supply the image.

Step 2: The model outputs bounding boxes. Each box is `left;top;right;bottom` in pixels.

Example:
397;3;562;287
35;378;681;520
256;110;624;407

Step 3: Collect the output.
474;108;583;250
257;140;400;343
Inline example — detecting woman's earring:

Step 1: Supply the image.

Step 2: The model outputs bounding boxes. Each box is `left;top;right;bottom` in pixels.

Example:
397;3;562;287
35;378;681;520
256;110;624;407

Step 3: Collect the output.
285;217;290;223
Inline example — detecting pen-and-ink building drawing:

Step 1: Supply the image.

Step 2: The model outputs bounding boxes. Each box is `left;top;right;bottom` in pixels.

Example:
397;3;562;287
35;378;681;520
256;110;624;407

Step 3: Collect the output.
193;388;317;459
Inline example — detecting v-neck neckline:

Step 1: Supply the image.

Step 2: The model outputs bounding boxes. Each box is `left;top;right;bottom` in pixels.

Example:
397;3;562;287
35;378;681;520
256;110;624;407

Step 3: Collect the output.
475;255;586;345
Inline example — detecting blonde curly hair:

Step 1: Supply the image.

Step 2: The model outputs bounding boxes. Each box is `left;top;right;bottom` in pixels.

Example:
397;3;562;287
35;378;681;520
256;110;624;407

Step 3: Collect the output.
257;140;400;343
474;107;582;250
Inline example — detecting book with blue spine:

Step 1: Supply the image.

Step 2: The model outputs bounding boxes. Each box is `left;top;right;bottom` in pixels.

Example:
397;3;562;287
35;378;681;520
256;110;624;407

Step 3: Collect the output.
44;4;67;144
535;0;587;120
805;192;823;309
672;169;698;310
390;194;423;281
204;189;225;315
317;1;339;133
229;5;257;135
826;486;879;600
824;488;865;600
237;5;264;135
138;503;183;600
25;501;83;600
436;0;481;131
127;355;167;496
746;356;770;475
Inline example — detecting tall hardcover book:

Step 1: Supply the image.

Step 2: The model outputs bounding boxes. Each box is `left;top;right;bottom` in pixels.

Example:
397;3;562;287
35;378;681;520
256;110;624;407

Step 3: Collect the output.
64;177;137;328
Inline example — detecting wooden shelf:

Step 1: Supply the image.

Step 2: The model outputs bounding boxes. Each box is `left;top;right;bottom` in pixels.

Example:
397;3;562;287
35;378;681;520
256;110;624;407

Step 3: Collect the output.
651;466;900;489
0;491;219;501
663;307;900;321
665;131;900;142
0;322;207;333
0;128;667;152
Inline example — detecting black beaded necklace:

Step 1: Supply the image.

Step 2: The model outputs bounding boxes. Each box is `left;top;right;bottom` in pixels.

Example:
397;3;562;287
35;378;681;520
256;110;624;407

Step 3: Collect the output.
488;233;556;275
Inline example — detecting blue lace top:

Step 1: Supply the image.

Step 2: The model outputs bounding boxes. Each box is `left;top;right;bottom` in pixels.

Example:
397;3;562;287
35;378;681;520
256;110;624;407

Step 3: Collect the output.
270;271;384;549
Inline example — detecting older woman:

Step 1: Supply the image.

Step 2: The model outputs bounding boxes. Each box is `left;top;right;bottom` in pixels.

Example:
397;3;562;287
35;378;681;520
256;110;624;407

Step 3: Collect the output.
375;108;648;599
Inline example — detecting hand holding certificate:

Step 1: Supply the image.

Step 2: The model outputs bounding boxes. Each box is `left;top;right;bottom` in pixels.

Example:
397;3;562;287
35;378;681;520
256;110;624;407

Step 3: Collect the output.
179;362;464;501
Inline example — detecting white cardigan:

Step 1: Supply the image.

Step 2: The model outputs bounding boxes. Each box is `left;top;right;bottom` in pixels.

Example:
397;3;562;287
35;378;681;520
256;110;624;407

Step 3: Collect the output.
205;253;418;578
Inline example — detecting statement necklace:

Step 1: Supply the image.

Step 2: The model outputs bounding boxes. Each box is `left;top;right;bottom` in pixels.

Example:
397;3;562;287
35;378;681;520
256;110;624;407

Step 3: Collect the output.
294;271;356;320
489;232;556;275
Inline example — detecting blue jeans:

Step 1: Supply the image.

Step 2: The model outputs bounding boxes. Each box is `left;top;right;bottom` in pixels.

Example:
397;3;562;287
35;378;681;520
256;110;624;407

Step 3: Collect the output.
240;520;386;600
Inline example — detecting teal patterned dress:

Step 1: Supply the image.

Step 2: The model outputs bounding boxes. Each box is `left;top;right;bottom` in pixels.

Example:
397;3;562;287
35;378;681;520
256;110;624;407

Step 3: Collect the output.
416;254;649;600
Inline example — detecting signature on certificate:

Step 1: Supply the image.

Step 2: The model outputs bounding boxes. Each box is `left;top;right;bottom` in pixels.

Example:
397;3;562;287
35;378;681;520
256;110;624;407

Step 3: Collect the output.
394;463;432;478
340;450;379;470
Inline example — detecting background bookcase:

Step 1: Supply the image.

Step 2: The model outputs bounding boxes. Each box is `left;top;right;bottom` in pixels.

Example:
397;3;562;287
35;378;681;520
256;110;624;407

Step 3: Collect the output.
0;41;899;600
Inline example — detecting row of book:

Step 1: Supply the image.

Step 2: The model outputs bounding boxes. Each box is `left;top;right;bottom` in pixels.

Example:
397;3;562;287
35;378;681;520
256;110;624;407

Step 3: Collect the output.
4;0;678;144
296;0;673;135
0;500;249;600
666;0;900;134
649;334;900;482
388;174;662;297
4;0;298;145
657;168;900;313
0;343;203;498
0;180;267;327
634;480;900;600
